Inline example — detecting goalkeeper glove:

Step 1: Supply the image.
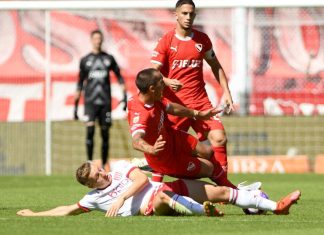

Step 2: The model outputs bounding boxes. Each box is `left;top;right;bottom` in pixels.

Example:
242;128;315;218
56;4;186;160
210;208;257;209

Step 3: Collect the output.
74;105;79;120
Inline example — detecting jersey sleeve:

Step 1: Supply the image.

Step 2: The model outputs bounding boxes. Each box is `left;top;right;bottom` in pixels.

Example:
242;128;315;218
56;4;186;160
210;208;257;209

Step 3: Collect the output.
77;194;96;212
161;98;171;112
110;55;125;84
151;35;168;66
127;100;149;137
203;33;213;58
123;164;137;178
77;57;87;91
203;33;213;52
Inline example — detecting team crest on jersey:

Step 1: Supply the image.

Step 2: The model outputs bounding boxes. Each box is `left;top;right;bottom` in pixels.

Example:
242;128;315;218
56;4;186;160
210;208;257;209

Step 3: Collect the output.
103;59;111;67
86;60;93;67
187;161;196;171
195;43;202;52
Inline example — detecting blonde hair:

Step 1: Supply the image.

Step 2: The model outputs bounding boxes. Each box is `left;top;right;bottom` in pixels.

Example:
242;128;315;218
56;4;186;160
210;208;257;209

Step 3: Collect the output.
76;162;92;186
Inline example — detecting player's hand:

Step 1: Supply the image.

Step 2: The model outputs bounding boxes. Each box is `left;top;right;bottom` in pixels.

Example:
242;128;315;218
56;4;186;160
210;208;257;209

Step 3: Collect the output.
151;135;166;155
73;107;79;120
17;209;34;216
223;94;235;114
164;78;183;92
105;198;124;217
195;108;223;120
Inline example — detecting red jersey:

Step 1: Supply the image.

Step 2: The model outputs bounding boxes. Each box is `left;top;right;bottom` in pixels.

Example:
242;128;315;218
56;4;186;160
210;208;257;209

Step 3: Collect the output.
127;96;200;177
127;96;173;156
151;29;213;109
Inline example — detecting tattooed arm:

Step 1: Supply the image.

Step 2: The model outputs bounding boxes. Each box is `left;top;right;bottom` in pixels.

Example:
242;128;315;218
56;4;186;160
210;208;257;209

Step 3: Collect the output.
132;133;166;156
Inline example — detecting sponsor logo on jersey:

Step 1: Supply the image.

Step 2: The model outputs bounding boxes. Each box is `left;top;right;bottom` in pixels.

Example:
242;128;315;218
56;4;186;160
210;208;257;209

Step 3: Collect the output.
195;43;202;52
187;161;196;171
171;60;202;69
170;46;178;52
89;70;108;80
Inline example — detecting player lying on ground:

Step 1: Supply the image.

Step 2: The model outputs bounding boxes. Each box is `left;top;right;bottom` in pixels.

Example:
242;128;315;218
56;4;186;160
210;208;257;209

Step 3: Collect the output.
17;161;301;217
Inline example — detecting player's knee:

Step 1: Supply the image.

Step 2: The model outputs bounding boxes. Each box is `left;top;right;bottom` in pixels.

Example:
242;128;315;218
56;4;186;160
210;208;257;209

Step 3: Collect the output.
199;159;214;177
155;191;168;204
209;131;227;146
195;143;213;159
201;145;213;158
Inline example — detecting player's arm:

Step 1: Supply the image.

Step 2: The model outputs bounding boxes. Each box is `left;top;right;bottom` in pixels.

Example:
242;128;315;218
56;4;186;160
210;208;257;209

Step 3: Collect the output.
74;60;86;120
204;50;234;113
132;132;166;156
152;61;183;92
17;204;85;217
105;168;149;217
166;102;222;120
111;57;127;110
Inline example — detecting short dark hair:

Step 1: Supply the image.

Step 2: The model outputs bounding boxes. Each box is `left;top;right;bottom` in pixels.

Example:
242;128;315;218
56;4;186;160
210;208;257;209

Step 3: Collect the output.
175;0;195;9
135;68;161;94
90;29;103;38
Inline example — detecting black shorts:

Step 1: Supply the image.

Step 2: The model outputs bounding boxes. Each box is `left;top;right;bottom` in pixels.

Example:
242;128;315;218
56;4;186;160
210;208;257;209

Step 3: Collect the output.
84;104;111;126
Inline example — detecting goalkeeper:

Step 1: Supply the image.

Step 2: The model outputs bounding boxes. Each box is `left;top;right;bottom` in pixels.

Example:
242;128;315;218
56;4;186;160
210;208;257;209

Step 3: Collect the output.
74;30;127;171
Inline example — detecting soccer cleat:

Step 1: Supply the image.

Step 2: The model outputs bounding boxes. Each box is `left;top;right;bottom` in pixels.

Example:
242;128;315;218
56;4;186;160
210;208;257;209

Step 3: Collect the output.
274;190;301;215
237;181;262;191
203;201;224;217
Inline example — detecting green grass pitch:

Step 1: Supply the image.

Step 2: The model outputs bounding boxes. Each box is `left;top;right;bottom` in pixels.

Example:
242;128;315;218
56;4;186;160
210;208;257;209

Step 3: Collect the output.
1;173;324;235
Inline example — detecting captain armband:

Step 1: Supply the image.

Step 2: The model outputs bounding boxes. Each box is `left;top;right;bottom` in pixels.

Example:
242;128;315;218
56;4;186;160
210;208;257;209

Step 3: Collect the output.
205;49;216;60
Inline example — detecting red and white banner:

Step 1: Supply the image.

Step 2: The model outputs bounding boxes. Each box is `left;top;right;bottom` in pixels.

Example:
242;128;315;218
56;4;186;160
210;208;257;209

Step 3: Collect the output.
0;9;323;122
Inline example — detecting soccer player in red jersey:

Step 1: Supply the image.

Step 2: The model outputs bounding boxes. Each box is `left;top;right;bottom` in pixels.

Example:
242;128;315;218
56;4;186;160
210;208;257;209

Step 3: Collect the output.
151;0;233;179
128;68;236;189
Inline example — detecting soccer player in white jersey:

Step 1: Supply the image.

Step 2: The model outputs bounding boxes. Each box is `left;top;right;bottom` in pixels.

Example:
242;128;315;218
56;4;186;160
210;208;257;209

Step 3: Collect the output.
17;161;301;217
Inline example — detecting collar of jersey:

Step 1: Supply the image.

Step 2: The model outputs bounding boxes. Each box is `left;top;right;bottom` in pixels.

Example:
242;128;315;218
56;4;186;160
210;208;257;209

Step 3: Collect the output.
144;103;154;108
174;32;194;41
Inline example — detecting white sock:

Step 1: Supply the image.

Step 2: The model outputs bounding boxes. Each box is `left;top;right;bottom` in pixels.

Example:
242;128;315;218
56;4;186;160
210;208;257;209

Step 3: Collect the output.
229;189;277;211
169;194;204;215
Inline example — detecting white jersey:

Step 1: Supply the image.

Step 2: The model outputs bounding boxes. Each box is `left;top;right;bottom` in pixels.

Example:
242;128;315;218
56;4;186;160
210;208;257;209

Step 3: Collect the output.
77;164;162;216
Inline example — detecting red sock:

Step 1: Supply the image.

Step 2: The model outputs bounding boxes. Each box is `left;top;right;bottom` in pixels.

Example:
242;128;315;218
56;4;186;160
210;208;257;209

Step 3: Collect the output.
212;146;228;176
210;159;237;189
